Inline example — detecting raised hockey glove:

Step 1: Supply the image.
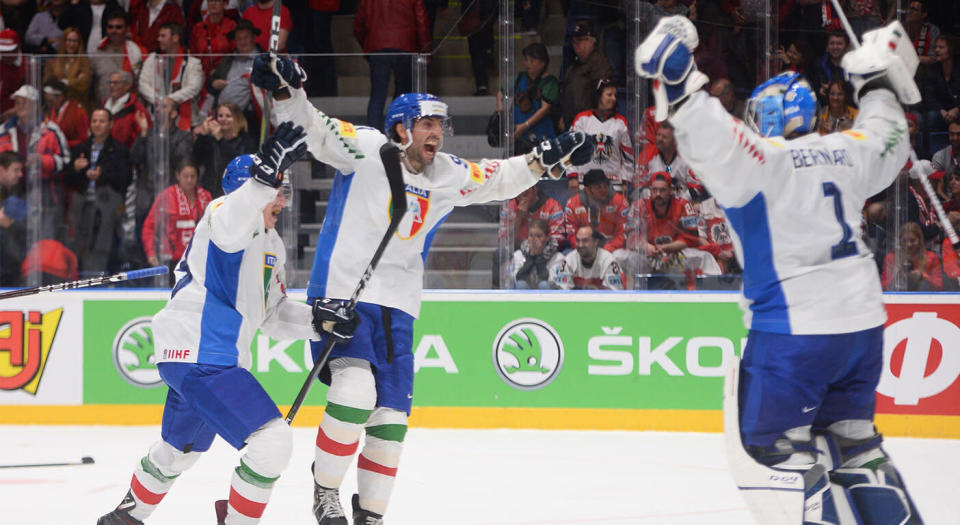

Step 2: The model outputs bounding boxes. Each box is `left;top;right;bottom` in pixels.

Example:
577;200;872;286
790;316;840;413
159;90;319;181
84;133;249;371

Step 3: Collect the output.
528;131;594;178
842;21;920;105
312;298;359;343
250;121;308;189
635;16;709;122
251;54;307;95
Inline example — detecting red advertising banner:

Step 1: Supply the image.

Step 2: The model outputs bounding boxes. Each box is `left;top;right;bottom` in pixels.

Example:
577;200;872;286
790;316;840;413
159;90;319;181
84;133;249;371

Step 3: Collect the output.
877;303;960;416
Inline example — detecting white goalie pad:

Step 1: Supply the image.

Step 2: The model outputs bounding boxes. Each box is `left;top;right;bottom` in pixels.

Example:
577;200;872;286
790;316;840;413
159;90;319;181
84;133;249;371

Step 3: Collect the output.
724;355;806;524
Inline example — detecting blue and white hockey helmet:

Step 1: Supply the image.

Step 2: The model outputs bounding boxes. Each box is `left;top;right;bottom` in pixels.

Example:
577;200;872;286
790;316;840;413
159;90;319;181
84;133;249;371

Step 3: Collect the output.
222;154;254;194
746;72;817;138
384;93;452;140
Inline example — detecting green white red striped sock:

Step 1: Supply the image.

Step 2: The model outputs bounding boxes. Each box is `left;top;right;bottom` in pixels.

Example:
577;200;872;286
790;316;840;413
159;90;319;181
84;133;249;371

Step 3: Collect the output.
224;459;278;524
314;401;372;488
357;407;407;515
128;455;178;521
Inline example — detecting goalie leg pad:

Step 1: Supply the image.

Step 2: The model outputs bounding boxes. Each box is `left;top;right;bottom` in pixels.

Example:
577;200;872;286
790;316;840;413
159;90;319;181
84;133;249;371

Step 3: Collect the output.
817;427;924;525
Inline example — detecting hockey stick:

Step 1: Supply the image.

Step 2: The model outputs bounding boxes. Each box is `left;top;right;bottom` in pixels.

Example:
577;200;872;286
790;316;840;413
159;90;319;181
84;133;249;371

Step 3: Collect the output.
260;0;284;143
0;266;169;301
0;456;94;469
828;0;960;251
284;142;407;425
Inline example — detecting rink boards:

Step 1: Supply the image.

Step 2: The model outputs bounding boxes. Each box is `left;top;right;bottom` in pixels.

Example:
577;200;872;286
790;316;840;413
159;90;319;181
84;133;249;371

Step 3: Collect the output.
1;290;958;438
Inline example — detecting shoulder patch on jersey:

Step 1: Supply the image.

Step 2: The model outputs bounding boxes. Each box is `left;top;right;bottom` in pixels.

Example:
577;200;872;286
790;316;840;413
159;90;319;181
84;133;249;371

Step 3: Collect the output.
339;120;357;138
322;115;365;160
842;130;867;141
469;161;483;184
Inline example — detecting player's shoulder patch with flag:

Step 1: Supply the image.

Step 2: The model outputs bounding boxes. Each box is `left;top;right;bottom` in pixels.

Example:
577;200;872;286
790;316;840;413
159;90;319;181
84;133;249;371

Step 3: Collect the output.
842;130;867;141
322;115;365;160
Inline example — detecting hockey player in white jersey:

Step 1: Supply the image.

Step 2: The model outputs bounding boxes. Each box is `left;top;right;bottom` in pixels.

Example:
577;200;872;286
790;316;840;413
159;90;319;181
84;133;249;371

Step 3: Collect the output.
98;122;326;525
249;54;593;524
636;16;923;525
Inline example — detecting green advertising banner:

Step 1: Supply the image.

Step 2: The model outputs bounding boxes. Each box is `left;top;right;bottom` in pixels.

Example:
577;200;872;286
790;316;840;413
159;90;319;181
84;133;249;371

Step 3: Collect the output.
83;298;747;411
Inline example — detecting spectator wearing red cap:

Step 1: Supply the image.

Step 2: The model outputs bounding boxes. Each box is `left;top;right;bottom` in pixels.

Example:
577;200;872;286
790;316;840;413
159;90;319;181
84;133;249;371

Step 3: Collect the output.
628;171;721;280
191;0;237;75
242;0;292;53
904;112;929;160
129;0;185;51
0;29;26;118
563;168;628;251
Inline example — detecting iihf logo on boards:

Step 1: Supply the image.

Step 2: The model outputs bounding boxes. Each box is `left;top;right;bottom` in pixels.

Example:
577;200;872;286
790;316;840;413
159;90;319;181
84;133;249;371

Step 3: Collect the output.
112;317;162;388
492;318;564;390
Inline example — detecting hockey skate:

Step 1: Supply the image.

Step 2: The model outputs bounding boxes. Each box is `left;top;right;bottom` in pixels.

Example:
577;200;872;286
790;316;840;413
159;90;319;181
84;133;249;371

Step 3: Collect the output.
351;494;384;525
214;499;227;525
313;482;348;525
97;491;144;525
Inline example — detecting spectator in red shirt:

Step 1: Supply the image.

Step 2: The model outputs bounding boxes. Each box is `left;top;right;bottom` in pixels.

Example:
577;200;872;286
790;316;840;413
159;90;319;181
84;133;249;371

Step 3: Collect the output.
130;0;185;51
501;183;564;248
563;169;628;251
242;0;292;53
142;160;212;279
103;70;151;149
353;0;430;128
0;29;26;119
191;0;237;75
42;80;89;148
633;171;720;278
882;221;943;291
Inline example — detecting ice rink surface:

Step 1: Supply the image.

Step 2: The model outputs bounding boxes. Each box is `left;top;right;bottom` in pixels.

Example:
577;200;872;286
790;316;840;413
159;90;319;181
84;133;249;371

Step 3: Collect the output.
0;425;957;525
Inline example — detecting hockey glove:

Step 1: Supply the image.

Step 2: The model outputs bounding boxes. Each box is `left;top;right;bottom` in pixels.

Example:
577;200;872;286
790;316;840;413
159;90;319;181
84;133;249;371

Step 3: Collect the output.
842;21;919;105
635;16;709;122
250;121;308;189
251;54;307;95
528;131;595;178
312;298;360;343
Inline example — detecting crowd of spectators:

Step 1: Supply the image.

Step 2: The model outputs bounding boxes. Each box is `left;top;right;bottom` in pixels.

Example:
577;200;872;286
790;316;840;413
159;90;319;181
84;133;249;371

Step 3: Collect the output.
500;0;960;291
1;0;959;291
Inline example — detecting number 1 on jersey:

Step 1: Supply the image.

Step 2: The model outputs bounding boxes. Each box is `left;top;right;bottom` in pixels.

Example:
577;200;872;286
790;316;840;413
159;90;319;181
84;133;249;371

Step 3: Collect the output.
822;182;857;260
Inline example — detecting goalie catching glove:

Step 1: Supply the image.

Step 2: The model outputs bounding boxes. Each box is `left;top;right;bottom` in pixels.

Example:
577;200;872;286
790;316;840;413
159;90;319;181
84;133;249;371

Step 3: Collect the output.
527;131;595;178
634;16;709;122
841;21;920;105
312;298;359;343
251;54;307;95
250;121;308;189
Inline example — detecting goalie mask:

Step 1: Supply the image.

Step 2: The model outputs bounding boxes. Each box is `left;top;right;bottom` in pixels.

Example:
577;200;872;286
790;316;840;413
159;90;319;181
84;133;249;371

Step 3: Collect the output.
384;93;453;149
746;72;817;138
